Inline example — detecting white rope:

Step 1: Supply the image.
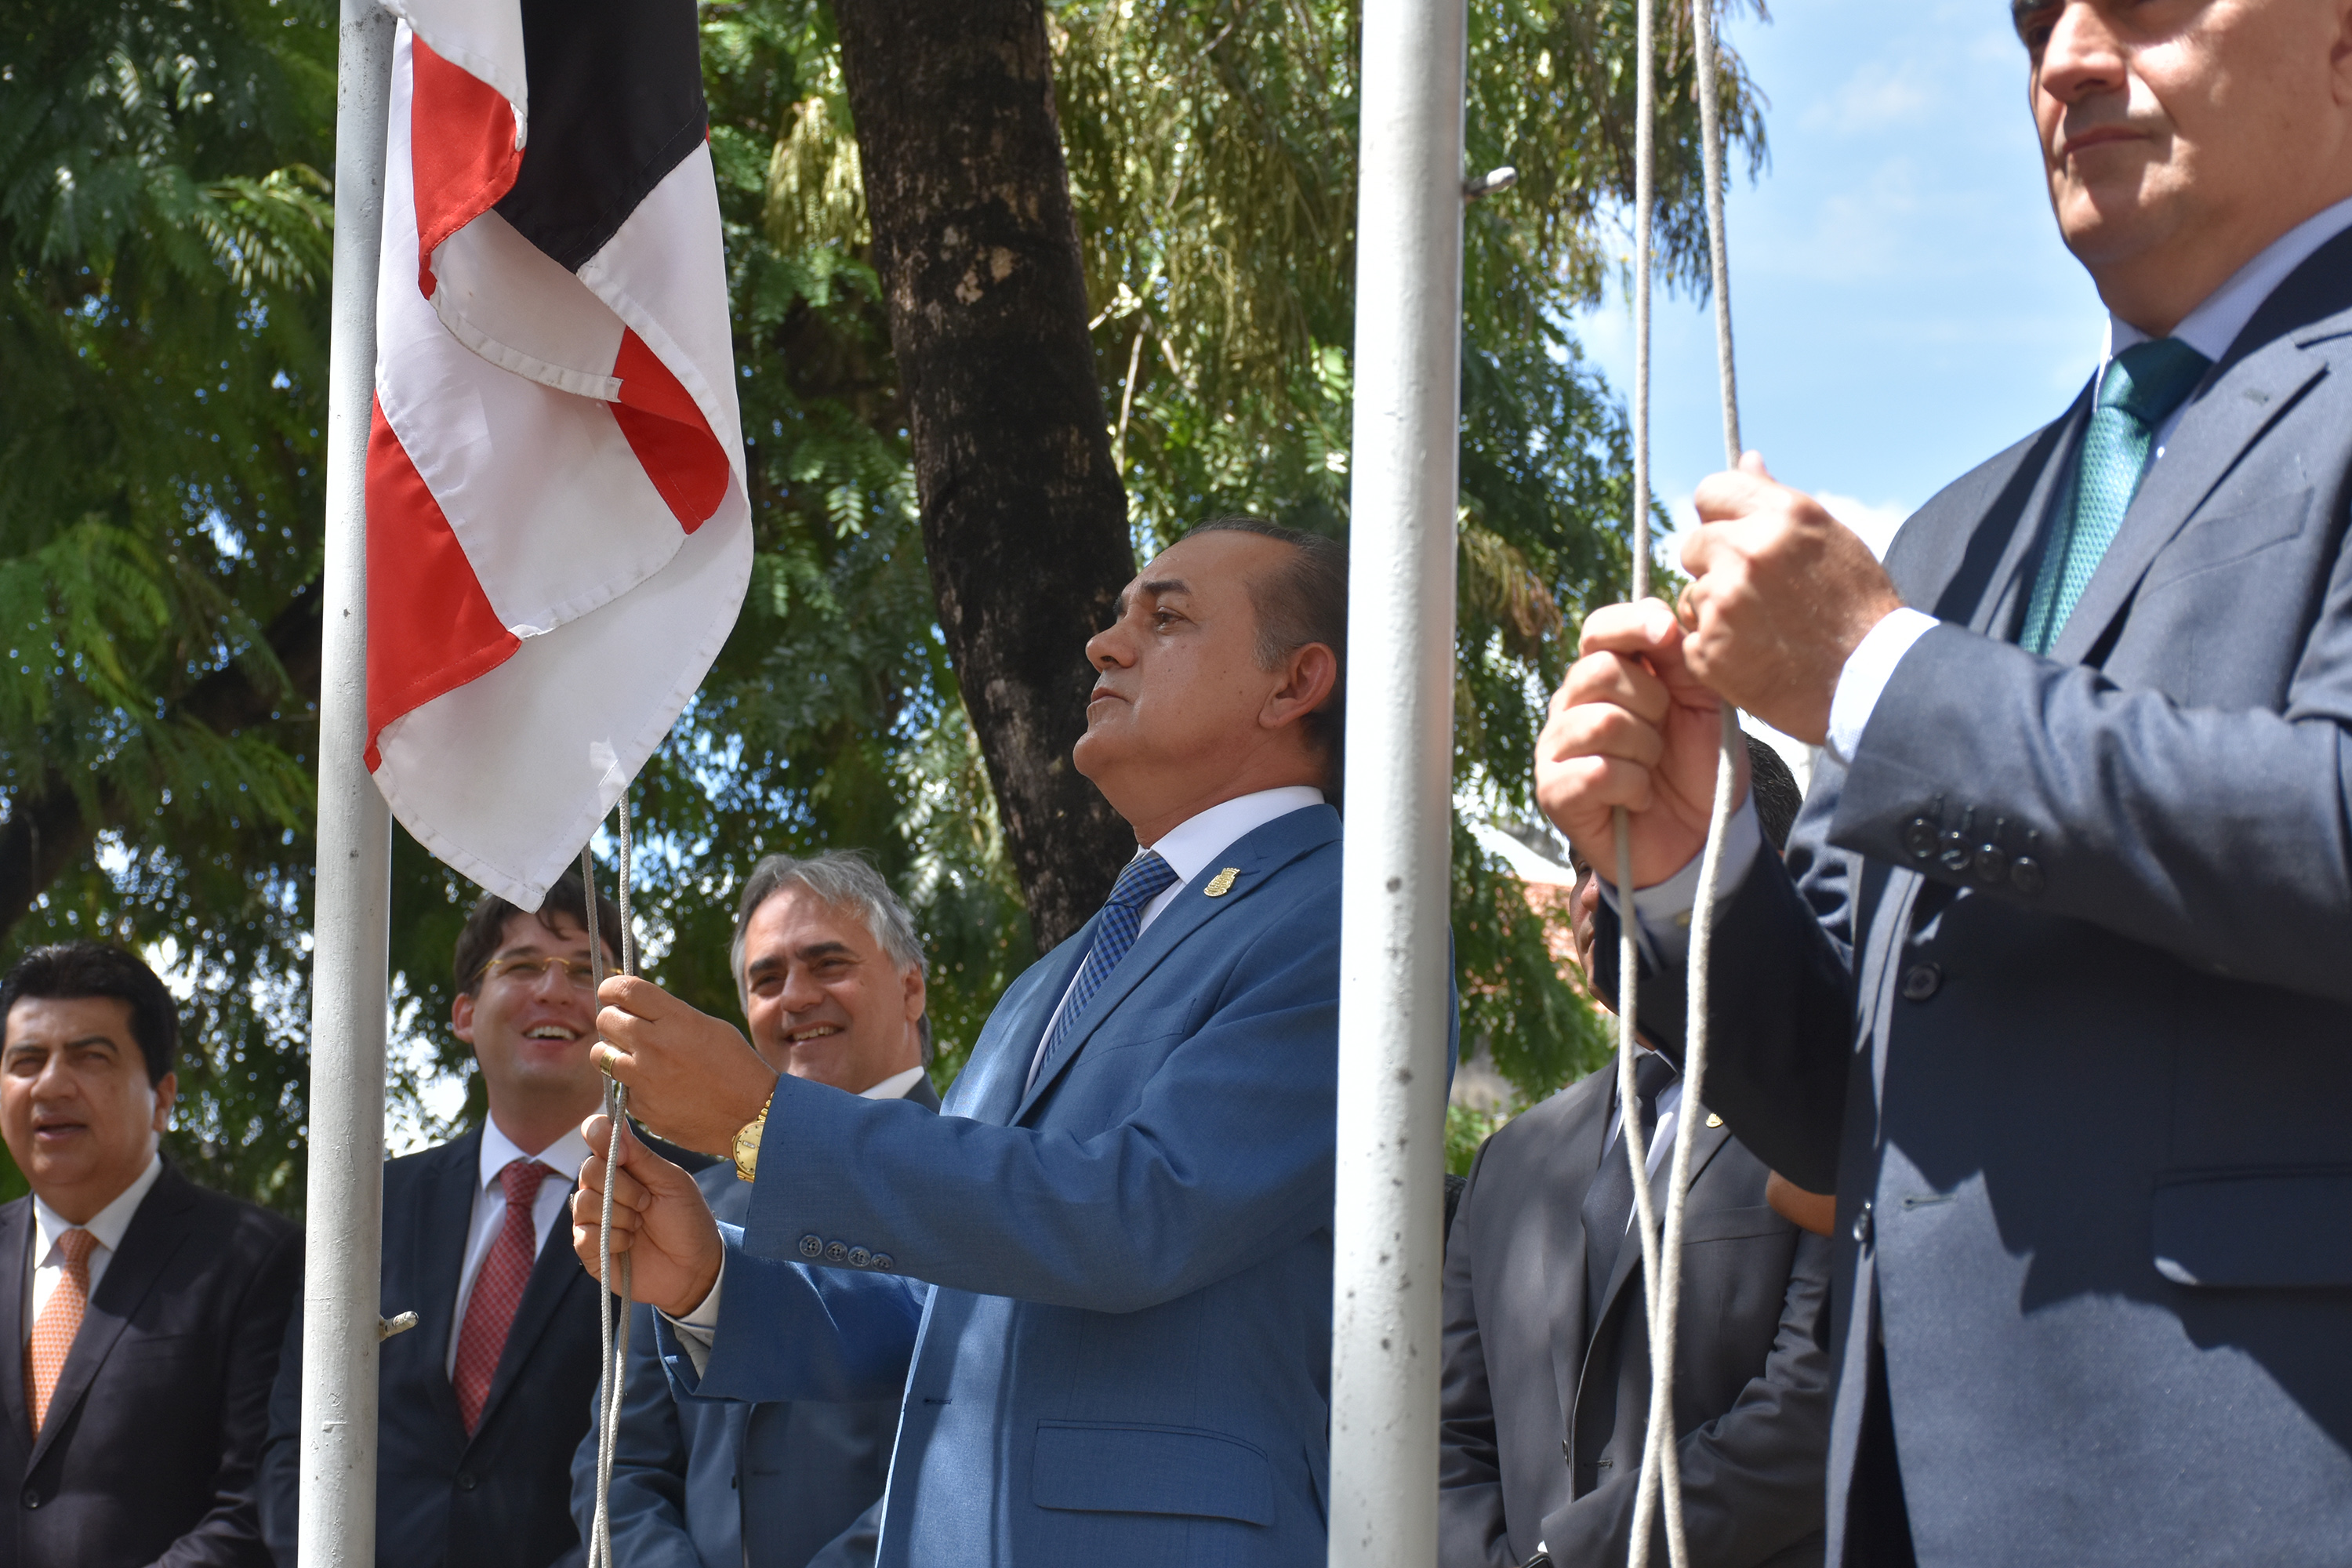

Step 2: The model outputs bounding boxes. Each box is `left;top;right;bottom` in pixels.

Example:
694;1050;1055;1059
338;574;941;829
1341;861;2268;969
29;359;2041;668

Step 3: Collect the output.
585;796;637;1568
1624;2;1744;1564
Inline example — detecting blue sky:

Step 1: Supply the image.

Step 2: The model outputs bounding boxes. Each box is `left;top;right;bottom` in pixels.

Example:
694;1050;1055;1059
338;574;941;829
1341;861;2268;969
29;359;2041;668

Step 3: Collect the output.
1566;0;2110;555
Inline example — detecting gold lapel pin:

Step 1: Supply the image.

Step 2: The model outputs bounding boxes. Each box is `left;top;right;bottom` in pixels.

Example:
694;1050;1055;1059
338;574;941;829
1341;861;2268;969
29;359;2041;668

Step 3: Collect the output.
1204;867;1240;897
1705;1112;1723;1128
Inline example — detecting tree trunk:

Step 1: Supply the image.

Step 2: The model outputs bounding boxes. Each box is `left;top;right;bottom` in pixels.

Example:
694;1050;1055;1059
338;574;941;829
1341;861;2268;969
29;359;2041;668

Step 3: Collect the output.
832;0;1135;951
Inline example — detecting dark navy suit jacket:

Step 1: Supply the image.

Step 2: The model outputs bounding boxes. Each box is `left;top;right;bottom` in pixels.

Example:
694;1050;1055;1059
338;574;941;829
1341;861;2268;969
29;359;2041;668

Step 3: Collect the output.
1606;226;2352;1565
262;1128;601;1567
0;1163;298;1567
564;1076;938;1568
659;805;1451;1566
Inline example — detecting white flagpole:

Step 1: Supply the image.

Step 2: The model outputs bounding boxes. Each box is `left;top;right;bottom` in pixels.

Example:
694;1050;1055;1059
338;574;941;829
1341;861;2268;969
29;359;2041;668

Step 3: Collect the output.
296;2;395;1563
1327;0;1466;1559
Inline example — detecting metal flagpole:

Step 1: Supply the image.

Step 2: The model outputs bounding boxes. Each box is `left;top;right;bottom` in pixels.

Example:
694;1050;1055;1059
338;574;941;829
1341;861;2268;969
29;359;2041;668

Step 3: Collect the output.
296;2;396;1563
1327;0;1467;1559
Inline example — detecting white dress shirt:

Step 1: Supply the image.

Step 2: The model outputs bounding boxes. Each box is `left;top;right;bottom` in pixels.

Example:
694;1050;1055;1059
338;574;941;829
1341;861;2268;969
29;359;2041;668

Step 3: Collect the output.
1611;194;2352;959
1024;785;1326;1093
25;1152;162;1339
666;1062;943;1359
445;1116;591;1377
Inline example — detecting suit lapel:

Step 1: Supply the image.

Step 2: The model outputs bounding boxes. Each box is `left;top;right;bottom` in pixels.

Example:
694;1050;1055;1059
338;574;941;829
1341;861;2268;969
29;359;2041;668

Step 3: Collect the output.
1011;808;1338;1125
28;1168;198;1472
2052;343;2328;666
1544;1093;1609;1426
953;935;1089;1127
411;1131;481;1436
470;1179;586;1442
1588;1106;1738;1352
0;1199;30;1440
1975;394;2090;641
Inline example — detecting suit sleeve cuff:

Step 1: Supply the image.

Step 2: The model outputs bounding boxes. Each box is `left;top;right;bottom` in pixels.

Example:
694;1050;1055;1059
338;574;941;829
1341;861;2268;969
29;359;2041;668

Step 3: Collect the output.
1592;799;1764;968
1827;607;1939;765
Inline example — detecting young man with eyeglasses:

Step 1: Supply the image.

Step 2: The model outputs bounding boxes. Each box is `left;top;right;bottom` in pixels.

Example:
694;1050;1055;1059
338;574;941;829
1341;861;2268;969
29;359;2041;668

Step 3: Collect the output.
262;871;622;1568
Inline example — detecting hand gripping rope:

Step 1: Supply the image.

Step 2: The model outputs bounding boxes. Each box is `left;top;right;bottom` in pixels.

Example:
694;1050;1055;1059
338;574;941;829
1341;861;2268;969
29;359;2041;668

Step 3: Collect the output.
1614;0;1744;1563
582;794;637;1568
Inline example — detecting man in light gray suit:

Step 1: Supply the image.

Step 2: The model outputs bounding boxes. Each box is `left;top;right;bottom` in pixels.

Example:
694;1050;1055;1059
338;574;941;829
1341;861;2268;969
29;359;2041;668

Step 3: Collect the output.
1540;2;2352;1563
565;852;938;1568
1441;739;1831;1568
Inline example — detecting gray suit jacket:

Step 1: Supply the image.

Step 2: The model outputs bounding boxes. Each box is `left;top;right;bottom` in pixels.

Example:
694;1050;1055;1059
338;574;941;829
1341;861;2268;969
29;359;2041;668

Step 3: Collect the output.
565;1076;938;1568
1439;1066;1832;1567
1604;226;2352;1566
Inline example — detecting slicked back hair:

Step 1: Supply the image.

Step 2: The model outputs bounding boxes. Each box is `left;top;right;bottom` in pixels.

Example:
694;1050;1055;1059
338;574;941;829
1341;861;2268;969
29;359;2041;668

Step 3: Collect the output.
0;942;180;1086
1745;735;1803;854
1186;517;1348;800
452;869;623;998
730;851;932;1064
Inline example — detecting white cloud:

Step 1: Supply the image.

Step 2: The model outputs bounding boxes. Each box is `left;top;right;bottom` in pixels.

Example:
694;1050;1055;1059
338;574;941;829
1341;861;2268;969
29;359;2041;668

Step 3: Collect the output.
1817;492;1911;558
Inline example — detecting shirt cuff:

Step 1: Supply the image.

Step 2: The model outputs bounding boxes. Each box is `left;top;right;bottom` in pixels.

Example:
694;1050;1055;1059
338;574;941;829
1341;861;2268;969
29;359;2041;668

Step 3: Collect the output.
1594;797;1764;968
660;1250;726;1376
1827;608;1938;766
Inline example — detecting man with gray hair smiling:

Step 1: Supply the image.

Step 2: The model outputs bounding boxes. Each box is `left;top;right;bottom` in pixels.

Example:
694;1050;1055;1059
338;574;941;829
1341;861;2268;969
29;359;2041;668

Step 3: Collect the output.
567;850;938;1568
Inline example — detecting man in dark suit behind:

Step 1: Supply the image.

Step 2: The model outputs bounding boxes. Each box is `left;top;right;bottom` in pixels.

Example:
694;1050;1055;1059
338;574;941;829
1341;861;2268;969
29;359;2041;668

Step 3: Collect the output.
0;941;299;1566
1543;3;2352;1563
264;870;621;1566
565;850;941;1568
1441;739;1831;1568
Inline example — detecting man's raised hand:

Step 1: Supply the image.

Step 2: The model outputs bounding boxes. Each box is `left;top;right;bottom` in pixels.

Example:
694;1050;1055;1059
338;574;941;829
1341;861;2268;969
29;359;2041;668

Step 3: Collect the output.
572;1112;725;1317
592;975;778;1157
1679;452;1904;744
1536;597;1744;890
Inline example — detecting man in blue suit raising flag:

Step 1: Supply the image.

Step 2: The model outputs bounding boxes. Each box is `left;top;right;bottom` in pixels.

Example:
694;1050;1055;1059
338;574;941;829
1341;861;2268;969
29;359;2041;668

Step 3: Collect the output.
577;519;1435;1566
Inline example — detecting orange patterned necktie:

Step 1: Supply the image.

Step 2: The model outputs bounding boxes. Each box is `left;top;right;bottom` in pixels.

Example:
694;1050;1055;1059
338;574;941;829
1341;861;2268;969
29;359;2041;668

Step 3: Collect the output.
27;1228;96;1434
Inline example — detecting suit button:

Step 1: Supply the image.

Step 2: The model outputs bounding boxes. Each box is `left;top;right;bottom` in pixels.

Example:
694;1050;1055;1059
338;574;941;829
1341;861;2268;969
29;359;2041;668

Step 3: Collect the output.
871;1253;895;1273
1902;816;1938;861
798;1234;824;1259
825;1240;849;1264
456;1472;477;1493
1853;1200;1874;1247
1900;962;1941;1002
2010;856;2045;897
20;1488;38;1509
1972;843;2007;884
848;1247;872;1268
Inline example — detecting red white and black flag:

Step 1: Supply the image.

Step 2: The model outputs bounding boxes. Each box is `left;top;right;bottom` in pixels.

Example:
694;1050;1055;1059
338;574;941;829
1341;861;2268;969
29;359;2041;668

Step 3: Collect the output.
366;0;750;906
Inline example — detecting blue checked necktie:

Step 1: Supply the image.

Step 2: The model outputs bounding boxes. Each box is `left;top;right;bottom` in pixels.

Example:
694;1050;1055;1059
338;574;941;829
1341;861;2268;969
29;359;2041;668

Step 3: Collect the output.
1034;850;1180;1079
2020;336;2211;654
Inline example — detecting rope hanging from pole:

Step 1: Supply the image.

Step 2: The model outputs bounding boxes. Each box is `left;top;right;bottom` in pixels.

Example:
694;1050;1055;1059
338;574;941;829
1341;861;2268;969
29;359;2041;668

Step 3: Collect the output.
583;796;637;1568
1621;0;1745;1563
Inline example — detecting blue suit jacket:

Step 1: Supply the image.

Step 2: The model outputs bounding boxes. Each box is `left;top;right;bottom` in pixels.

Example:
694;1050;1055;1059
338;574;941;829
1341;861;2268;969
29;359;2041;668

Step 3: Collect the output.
662;804;1436;1566
1602;227;2352;1564
565;1081;937;1568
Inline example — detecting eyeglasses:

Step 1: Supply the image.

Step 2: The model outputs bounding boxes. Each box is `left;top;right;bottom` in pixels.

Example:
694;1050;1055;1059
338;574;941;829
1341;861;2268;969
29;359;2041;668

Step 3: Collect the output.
479;955;602;989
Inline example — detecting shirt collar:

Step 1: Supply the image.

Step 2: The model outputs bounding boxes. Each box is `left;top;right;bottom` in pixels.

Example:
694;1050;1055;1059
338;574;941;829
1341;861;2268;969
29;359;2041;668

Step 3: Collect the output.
2107;193;2352;364
478;1115;591;1189
859;1065;928;1101
1138;786;1325;890
33;1152;162;1262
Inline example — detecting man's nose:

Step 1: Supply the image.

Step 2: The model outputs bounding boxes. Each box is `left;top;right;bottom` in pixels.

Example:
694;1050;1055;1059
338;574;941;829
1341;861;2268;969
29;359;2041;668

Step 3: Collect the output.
2038;1;2128;107
1084;622;1134;671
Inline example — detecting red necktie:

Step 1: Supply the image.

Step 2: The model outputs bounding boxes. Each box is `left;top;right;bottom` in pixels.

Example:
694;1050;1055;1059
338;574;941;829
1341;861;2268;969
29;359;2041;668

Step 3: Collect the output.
26;1228;95;1434
451;1160;551;1434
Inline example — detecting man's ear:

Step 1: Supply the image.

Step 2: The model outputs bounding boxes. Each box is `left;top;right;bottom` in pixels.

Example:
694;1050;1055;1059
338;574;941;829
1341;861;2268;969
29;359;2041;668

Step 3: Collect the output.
452;991;477;1045
151;1070;178;1134
1260;642;1338;731
902;963;927;1025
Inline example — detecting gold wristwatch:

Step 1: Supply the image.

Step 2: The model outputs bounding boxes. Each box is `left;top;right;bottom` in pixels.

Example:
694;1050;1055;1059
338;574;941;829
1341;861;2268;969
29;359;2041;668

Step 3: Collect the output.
732;1088;775;1183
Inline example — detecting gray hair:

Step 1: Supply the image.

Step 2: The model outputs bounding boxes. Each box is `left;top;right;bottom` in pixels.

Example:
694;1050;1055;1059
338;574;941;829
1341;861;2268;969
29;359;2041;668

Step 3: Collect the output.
730;851;932;1062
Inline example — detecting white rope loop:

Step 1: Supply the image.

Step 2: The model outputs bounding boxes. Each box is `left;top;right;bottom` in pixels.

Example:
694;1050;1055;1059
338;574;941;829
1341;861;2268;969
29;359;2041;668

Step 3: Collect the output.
1624;1;1744;1564
585;797;637;1568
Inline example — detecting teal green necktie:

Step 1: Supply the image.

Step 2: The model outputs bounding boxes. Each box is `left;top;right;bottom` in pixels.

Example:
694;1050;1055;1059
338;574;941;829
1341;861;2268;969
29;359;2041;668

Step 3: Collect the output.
2020;337;2211;654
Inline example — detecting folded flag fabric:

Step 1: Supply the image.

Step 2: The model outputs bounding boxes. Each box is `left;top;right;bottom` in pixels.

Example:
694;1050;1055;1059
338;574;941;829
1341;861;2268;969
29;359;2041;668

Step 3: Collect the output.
366;0;750;907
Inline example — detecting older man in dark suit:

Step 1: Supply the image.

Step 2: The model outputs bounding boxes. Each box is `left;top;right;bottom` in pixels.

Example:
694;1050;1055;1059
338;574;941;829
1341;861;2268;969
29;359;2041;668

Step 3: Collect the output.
0;942;299;1567
263;870;620;1567
1441;739;1830;1568
1543;2;2352;1563
566;851;940;1568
